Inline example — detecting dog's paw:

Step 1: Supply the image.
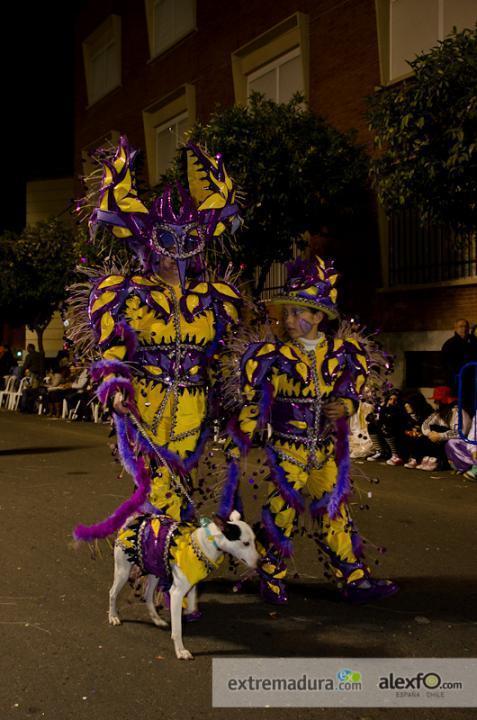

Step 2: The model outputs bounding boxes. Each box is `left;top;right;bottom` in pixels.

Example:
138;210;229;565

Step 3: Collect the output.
108;614;121;626
176;648;194;660
152;617;168;629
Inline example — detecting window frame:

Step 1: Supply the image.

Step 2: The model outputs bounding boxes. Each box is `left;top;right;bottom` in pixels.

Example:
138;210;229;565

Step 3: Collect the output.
144;0;197;60
231;12;309;106
142;84;196;186
247;47;303;103
82;15;122;106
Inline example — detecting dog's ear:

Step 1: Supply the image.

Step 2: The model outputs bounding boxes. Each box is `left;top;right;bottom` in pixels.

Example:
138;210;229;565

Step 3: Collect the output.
222;522;241;542
228;510;242;523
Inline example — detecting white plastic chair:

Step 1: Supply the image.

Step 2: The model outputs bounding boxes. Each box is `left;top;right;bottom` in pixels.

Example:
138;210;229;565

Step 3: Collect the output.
0;376;17;409
8;376;31;411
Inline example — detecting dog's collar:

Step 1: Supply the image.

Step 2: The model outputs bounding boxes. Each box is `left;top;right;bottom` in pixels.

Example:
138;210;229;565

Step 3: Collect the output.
200;517;220;551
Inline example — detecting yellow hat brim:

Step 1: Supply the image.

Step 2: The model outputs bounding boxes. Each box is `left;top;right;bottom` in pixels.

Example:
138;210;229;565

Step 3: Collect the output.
266;295;339;319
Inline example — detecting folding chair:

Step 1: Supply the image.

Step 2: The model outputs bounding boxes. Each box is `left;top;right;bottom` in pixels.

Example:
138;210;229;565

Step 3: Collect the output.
0;376;16;408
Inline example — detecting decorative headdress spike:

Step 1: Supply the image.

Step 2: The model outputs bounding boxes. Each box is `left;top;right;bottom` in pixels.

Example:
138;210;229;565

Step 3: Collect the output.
268;255;340;318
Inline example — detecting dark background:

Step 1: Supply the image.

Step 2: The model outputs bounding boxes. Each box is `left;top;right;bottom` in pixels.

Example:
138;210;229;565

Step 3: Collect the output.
1;4;75;232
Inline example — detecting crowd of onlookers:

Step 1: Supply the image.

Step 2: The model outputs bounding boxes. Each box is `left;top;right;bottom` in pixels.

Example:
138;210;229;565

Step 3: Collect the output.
1;317;477;477
0;344;99;421
350;317;477;481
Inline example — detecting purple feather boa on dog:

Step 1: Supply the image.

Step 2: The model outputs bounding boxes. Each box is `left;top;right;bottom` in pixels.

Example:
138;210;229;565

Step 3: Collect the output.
327;416;351;519
265;446;305;513
262;506;293;557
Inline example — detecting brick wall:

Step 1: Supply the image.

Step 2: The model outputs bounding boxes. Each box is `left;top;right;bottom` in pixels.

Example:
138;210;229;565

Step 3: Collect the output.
373;284;477;331
74;0;380;165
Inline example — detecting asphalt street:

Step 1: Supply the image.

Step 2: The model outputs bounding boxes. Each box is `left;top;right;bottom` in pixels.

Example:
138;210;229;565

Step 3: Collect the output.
0;411;476;720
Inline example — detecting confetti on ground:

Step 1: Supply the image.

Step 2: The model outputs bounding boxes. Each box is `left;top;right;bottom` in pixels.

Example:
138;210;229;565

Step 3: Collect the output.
414;616;431;624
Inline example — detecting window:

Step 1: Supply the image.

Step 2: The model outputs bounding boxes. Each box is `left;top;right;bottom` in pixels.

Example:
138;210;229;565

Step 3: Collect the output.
142;84;196;186
247;48;304;103
155;112;189;178
83;15;121;105
376;0;477;84
145;0;195;58
232;12;309;105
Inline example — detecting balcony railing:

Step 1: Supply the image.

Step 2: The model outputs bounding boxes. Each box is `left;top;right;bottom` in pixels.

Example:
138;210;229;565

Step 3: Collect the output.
389;208;476;286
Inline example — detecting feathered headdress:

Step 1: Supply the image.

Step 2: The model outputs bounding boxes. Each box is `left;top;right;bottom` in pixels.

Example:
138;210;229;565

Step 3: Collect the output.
77;135;241;287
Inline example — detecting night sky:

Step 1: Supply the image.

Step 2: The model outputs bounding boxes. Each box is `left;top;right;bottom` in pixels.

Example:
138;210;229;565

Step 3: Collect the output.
1;5;75;233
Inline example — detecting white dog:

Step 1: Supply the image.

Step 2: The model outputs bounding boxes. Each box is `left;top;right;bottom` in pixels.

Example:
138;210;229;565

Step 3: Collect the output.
108;510;259;660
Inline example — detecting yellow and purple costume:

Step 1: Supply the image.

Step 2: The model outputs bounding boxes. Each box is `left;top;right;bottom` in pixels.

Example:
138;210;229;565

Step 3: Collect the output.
226;257;398;604
73;137;241;542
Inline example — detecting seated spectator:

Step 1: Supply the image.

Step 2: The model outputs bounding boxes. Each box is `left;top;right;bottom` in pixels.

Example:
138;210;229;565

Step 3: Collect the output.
65;370;95;421
445;412;477;480
366;390;406;464
406;386;471;471
47;366;89;418
399;390;434;468
349;400;374;459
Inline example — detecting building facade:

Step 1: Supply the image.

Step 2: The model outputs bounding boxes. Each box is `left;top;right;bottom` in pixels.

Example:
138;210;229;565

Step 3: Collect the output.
74;0;477;390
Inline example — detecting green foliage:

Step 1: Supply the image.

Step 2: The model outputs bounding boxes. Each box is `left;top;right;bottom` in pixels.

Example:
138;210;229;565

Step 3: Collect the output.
0;219;78;335
367;26;477;234
164;93;368;294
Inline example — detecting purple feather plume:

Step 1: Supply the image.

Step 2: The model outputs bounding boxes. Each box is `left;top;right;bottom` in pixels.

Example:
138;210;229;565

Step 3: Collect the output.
262;507;294;557
183;426;211;472
258;381;274;425
327;416;351;519
227;416;253;454
91;358;132;381
96;376;135;405
116;319;138;358
265;447;305;513
219;458;240;518
73;457;151;541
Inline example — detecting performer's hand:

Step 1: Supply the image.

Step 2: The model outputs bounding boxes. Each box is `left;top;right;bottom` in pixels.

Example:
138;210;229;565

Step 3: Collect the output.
112;391;130;415
428;431;442;442
323;401;348;420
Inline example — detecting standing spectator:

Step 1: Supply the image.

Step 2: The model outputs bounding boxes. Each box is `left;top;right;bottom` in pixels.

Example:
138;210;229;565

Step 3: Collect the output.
0;344;17;388
441;319;477;414
22;343;44;388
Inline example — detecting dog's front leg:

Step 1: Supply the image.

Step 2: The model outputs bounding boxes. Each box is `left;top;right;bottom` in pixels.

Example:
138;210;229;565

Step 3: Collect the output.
170;566;193;660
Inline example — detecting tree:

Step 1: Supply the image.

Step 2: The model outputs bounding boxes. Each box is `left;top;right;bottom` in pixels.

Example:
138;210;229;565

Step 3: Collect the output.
367;26;477;236
0;219;78;353
165;93;369;296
